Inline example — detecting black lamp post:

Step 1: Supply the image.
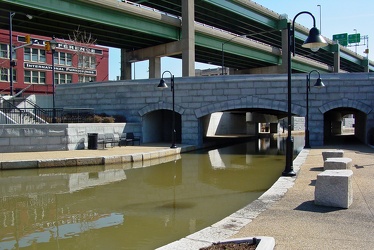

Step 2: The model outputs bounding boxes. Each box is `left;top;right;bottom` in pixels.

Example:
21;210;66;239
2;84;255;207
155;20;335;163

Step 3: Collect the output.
49;36;58;123
9;12;32;96
158;71;177;148
305;70;325;148
221;35;247;75
283;11;328;176
9;12;15;96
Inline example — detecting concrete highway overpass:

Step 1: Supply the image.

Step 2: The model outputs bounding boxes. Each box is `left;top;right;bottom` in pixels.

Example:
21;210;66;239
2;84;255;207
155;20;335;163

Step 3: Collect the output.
1;0;373;80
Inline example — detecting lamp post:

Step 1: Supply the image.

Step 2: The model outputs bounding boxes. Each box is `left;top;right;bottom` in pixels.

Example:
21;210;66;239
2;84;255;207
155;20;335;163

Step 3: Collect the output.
317;5;322;34
283;11;328;176
221;35;247;75
305;70;325;149
9;12;15;96
9;12;32;96
158;71;177;148
49;36;58;123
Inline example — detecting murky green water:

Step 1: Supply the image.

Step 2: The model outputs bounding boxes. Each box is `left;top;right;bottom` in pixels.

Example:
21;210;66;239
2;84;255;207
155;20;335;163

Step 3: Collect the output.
0;136;303;250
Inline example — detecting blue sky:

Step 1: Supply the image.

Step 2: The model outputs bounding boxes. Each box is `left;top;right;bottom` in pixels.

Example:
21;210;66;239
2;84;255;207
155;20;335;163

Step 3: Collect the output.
109;0;374;80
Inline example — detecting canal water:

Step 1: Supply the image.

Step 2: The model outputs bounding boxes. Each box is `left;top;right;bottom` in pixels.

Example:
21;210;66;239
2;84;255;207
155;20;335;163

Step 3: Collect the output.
0;136;304;250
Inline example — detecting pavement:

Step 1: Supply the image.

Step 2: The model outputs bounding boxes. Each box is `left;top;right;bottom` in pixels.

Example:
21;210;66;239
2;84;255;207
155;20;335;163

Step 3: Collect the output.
1;142;374;249
232;143;374;250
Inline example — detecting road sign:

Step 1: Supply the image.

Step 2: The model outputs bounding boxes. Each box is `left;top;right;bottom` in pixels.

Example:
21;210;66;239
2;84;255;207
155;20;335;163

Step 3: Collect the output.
332;33;348;46
348;33;360;44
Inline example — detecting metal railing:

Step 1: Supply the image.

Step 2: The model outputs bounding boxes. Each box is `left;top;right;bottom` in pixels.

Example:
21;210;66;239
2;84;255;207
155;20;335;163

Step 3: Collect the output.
0;97;95;124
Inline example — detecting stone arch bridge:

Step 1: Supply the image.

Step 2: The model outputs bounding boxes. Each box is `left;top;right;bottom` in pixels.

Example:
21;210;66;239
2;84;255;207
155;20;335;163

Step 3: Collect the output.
57;73;374;147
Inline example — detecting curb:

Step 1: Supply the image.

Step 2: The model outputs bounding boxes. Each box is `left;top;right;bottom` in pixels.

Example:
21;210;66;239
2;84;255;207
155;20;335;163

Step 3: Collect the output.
157;149;309;250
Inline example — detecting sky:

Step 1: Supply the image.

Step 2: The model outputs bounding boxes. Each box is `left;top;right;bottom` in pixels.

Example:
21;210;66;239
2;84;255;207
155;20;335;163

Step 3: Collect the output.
108;0;374;80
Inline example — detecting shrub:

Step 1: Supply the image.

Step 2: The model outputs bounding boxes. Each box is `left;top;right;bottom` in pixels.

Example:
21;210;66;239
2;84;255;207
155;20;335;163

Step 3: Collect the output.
102;116;115;123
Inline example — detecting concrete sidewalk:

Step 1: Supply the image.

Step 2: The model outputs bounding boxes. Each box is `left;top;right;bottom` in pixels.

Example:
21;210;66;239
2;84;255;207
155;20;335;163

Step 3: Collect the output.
232;144;374;249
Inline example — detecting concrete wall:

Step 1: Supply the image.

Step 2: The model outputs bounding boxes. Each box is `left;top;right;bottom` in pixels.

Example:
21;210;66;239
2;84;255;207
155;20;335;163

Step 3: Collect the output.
0;123;141;153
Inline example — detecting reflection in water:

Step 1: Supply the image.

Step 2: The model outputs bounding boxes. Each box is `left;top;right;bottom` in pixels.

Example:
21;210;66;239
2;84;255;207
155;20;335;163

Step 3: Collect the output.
0;136;303;250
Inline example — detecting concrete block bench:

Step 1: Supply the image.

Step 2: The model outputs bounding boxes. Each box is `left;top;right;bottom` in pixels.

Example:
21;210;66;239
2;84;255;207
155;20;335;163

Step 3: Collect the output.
315;170;353;208
322;150;344;161
324;157;352;170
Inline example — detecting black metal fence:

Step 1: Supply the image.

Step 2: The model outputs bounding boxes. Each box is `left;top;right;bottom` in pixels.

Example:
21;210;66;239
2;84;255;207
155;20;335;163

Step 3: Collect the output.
0;108;95;124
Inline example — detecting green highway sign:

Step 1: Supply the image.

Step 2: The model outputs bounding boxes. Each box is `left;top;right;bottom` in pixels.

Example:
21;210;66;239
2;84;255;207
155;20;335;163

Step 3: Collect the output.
332;33;348;46
348;33;361;43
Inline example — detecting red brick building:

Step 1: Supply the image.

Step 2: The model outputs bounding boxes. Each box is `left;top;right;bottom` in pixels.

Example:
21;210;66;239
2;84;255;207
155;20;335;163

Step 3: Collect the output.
0;29;109;95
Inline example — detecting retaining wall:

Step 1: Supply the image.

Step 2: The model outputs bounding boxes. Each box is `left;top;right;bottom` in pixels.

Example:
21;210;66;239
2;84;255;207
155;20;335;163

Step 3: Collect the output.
0;123;141;153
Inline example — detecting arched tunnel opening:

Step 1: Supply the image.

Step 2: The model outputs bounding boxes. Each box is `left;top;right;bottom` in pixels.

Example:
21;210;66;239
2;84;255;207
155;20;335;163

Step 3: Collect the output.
142;109;182;144
324;108;366;145
201;109;288;145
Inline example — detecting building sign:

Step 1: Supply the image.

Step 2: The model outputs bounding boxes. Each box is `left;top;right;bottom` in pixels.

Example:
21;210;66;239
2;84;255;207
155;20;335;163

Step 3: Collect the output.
18;36;103;55
24;63;97;75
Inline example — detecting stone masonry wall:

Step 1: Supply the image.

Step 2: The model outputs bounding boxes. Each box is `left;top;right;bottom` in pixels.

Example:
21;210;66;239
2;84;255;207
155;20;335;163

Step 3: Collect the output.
0;123;140;153
55;73;374;147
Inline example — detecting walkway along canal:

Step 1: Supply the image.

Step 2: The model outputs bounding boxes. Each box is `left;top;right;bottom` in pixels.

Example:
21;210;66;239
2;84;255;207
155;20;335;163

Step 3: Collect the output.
0;136;304;249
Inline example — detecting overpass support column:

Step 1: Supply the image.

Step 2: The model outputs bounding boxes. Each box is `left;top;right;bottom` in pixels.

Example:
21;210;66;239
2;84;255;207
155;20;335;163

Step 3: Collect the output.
246;122;259;135
332;44;341;73
270;123;278;133
246;113;259;135
149;57;161;79
363;58;369;72
182;0;195;77
120;48;132;80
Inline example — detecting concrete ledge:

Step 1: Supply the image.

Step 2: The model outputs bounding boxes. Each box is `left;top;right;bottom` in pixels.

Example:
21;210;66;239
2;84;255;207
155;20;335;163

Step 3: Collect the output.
315;170;353;208
39;159;69;168
324;157;352;170
131;153;143;162
2;160;39;169
103;155;123;165
322;150;344;161
76;157;104;166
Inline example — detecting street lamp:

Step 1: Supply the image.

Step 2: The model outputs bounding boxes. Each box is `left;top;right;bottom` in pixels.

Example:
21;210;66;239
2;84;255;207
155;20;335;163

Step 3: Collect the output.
49;36;58;123
9;12;15;96
305;70;325;149
158;70;177;148
317;5;322;34
283;11;328;176
9;12;33;96
221;35;247;75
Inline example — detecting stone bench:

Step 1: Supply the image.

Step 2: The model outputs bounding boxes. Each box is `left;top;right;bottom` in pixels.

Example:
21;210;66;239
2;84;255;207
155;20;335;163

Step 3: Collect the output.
315;170;353;208
324;157;352;170
322;150;344;161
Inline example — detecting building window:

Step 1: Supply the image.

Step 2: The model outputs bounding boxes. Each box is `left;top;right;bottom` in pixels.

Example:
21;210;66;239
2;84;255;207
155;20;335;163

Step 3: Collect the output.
24;70;46;84
0;44;8;58
24;48;46;63
0;68;16;82
79;75;96;83
55;73;72;84
56;52;72;66
0;44;16;59
78;55;96;69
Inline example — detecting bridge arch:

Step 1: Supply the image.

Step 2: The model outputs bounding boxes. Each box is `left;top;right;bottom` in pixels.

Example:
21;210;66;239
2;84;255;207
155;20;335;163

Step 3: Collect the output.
138;102;185;117
138;102;185;144
319;98;372;114
319;99;372;144
194;96;304;118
